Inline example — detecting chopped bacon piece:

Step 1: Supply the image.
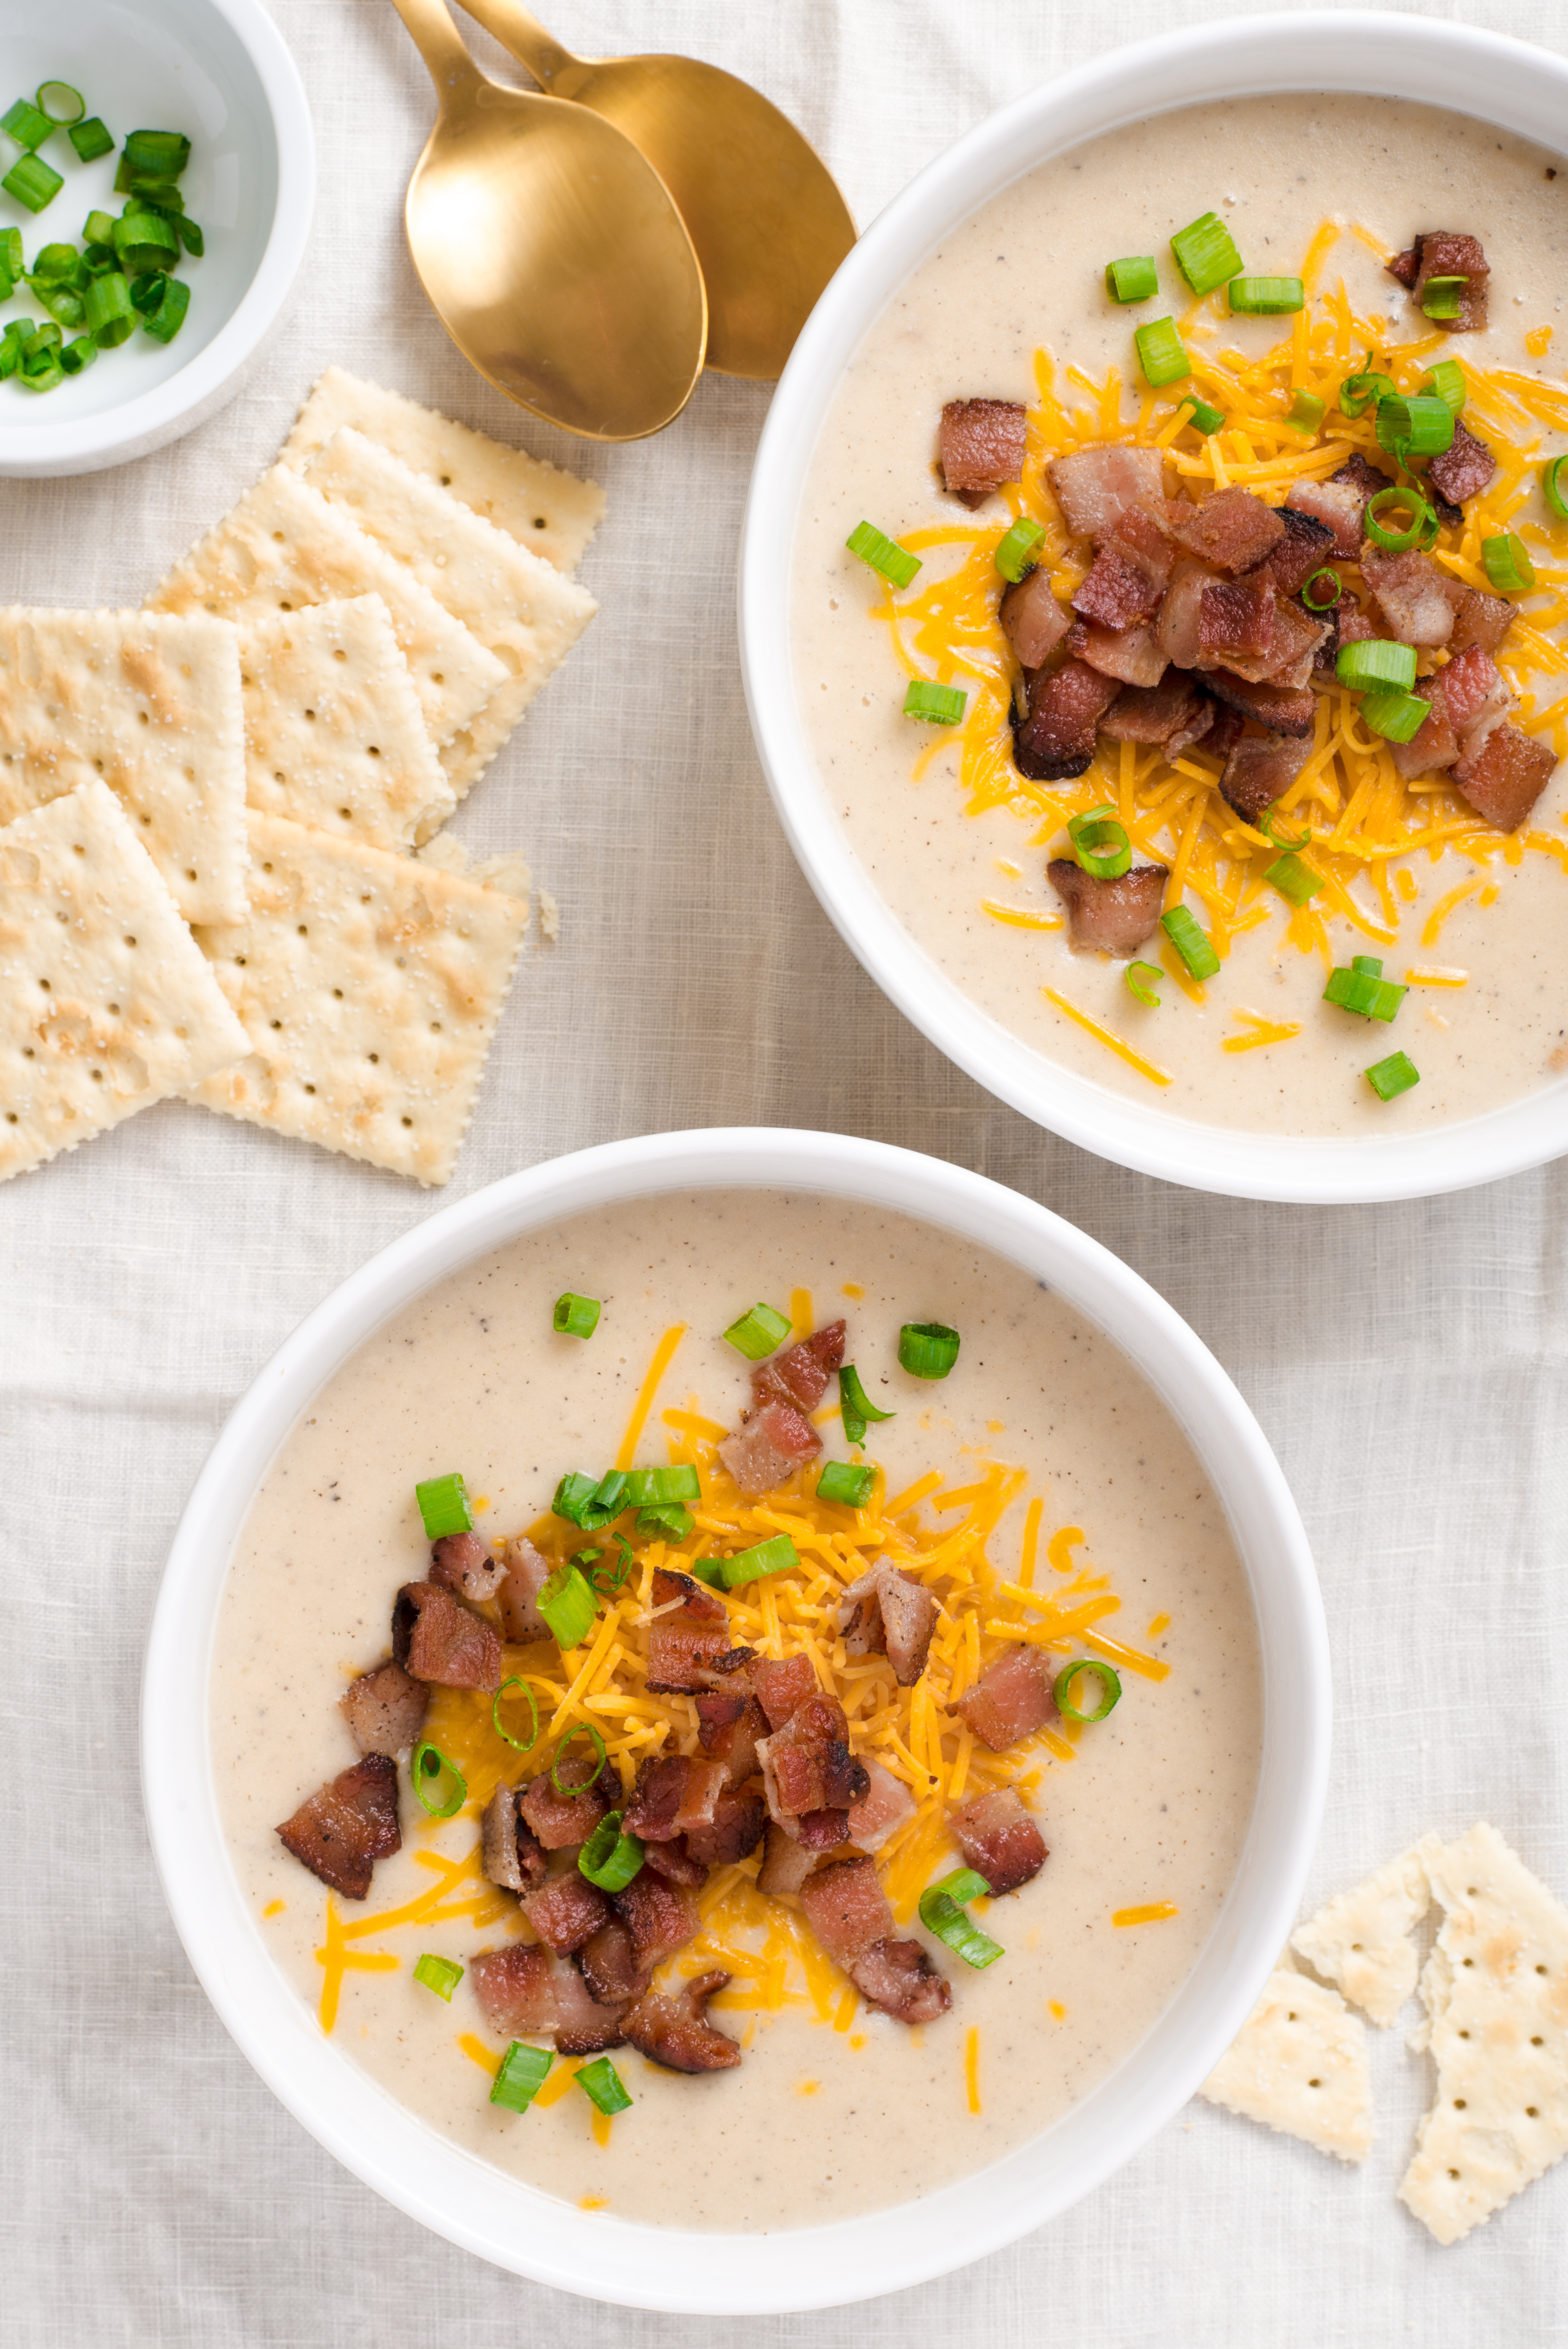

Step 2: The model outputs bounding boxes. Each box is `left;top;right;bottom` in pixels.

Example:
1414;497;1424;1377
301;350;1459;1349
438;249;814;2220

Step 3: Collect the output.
1202;670;1316;737
523;1871;612;1955
1427;419;1495;509
1332;603;1379;653
641;1836;709;1888
757;1819;816;1893
495;1536;553;1642
391;1581;502;1692
955;1643;1056;1752
1196;577;1276;668
1398;231;1490;332
1387;246;1419;289
622;1970;742;2073
578;1919;651;2007
1359;545;1463;648
1203;703;1247;762
846;1758;918;1854
850;1937;952;2024
338;1659;428;1759
758;1693;869;1821
1065;618;1167;688
1336;451;1396;501
429;1529;505;1604
518;1760;615;1850
718;1396;820;1495
752;1320;846;1413
797;1807;853;1850
481;1782;550;1893
1441;647;1513;746
801;1854;895;1966
1258;597;1331;689
1013;657;1122;781
1153;561;1218;670
1072;545;1163;632
1285;477;1366;561
1046;860;1167;955
695;1689;771;1786
1219;731;1312;823
276;1754;400;1900
951;1787;1049;1895
611;1870;700;1969
1449;585;1513;656
839;1562;938;1685
553;1954;628;2053
644;1566;752;1693
623;1751;726;1840
1249;506;1337;598
470;1944;556;2037
1452;722;1558;831
1165;695;1217;761
750;1652;818;1729
1099;668;1205;746
1000;568;1072;668
1388;691;1458;782
1047;445;1165;541
684;1786;767;1868
940;398;1026;506
1161;488;1285;574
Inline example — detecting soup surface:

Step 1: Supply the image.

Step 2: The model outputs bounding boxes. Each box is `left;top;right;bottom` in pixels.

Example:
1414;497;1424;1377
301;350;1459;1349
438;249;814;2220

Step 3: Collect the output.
212;1189;1262;2228
791;94;1568;1138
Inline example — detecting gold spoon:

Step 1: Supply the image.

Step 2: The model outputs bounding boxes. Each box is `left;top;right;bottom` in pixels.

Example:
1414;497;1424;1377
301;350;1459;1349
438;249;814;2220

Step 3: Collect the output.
387;0;707;439
455;0;856;380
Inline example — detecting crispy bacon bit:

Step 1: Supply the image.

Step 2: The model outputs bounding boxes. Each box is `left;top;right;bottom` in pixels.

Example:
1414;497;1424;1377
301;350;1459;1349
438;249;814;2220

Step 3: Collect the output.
1394;231;1490;332
1071;518;1171;630
480;1782;549;1893
1000;568;1072;668
1284;477;1366;561
644;1566;752;1693
850;1937;952;2024
1452;722;1558;831
391;1581;502;1691
752;1321;846;1414
1249;506;1337;598
469;1943;556;2037
641;1835;709;1887
1359;545;1462;649
1161;487;1285;574
1202;669;1316;737
1427;418;1496;509
846;1758;918;1854
611;1870;700;1969
684;1785;767;1868
1153;561;1219;670
1389;647;1511;781
718;1396;820;1495
800;1854;895;1966
750;1652;818;1729
1048;445;1165;541
523;1871;612;1955
940;399;1026;506
276;1754;401;1900
1387;246;1419;289
1165;695;1217;760
795;1806;850;1850
951;1787;1049;1895
757;1819;816;1893
1388;685;1458;781
1219;731;1312;823
1203;703;1247;763
839;1561;939;1685
429;1529;505;1604
956;1643;1057;1752
1196;577;1276;668
758;1692;869;1821
578;1918;650;2007
1046;860;1167;955
518;1760;614;1850
1259;598;1331;689
1449;585;1513;656
496;1536;553;1641
1099;668;1205;746
553;1954;628;2053
622;1970;742;2073
1013;657;1122;781
1065;618;1167;688
1335;451;1396;501
338;1659;428;1758
695;1689;771;1785
623;1752;726;1841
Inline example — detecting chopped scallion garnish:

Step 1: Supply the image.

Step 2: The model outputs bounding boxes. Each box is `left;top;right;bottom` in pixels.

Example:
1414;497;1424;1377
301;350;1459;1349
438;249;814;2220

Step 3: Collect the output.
1335;638;1417;693
898;1320;960;1379
124;127;192;177
550;1723;608;1797
1545;454;1568;525
1301;567;1341;611
490;2040;553;2114
574;2055;633;2115
1181;395;1224;436
903;679;967;724
1337;355;1396;418
59;334;94;376
1068;802;1132;880
414;1952;463;2001
1134;316;1190;388
552;1291;600;1339
621;1464;701;1507
918;1868;1004;1969
1160;904;1219;980
1359;687;1431;745
415;1471;473;1540
722;1301;792;1360
539;1562;598;1650
816;1459;875;1507
1365;1050;1421;1101
2;97;54;150
717;1533;799;1589
636;1502;694;1542
1104;254;1157;303
1054;1658;1123;1721
1375;392;1454;458
35;82;85;126
1264;851;1322;907
1169;211;1243;298
1420;274;1467;321
1482;531;1534;593
3;152;63;213
1228;275;1304;314
994;516;1045;582
68;116;114;164
1285;389;1325;433
1323;957;1406;1022
846;519;921;590
411;1740;467;1820
1363;487;1436;553
1125;959;1162;1007
1422;359;1466;414
492;1675;540;1755
578;1810;645;1891
838;1362;893;1446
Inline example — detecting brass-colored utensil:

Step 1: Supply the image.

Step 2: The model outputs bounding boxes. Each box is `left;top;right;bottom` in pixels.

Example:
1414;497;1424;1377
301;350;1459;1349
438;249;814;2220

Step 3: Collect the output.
388;0;707;439
456;0;856;380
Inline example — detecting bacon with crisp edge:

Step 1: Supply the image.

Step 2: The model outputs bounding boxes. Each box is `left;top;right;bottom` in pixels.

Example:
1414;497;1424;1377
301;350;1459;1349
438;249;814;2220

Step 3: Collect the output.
277;1754;401;1900
757;1819;816;1893
1453;722;1558;831
850;1938;952;2024
1284;476;1366;561
1248;505;1337;598
1065;618;1167;688
956;1643;1057;1752
1153;562;1219;670
1000;569;1071;668
641;1836;709;1888
752;1321;846;1413
623;1751;726;1840
1202;669;1316;737
1072;542;1165;632
578;1919;650;2007
518;1760;615;1850
1388;647;1511;781
695;1688;771;1785
684;1786;767;1867
470;1943;556;2037
392;1580;502;1690
1359;545;1463;649
1449;586;1513;656
1427;419;1496;509
800;1854;894;1966
496;1535;553;1641
1013;657;1121;781
1099;668;1207;747
750;1652;817;1729
1219;731;1312;823
846;1759;919;1854
644;1566;753;1693
1196;578;1276;668
553;1955;629;2053
1390;231;1490;332
759;1692;869;1823
338;1659;428;1759
480;1782;549;1893
1160;487;1285;574
717;1396;820;1495
838;1561;939;1685
951;1787;1049;1895
1046;861;1167;955
523;1871;612;1955
1048;445;1165;541
622;1971;742;2073
429;1529;505;1604
940;399;1026;506
611;1870;700;1970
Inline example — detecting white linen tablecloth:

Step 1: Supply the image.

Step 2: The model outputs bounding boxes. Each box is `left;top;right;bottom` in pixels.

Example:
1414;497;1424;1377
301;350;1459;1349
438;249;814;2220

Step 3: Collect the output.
7;2;1568;2340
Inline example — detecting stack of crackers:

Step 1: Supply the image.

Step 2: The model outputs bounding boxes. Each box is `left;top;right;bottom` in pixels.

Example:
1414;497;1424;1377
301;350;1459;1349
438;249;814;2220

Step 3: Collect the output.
0;369;604;1186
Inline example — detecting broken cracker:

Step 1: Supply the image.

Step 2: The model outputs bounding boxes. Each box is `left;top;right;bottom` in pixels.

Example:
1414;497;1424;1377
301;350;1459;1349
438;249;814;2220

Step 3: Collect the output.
279;365;604;574
238;595;455;852
0;779;248;1182
416;834;531;905
185;811;527;1184
1398;1822;1568;2245
1198;1963;1372;2164
1291;1842;1432;2026
0;606;246;925
147;466;505;756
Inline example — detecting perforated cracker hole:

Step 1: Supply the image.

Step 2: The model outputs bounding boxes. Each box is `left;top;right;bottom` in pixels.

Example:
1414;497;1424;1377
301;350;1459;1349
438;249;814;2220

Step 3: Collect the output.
367;1053;378;1064
333;648;346;662
367;746;380;758
401;1116;412;1127
533;516;546;529
304;709;316;721
303;1083;316;1094
297;924;308;936
90;1068;102;1082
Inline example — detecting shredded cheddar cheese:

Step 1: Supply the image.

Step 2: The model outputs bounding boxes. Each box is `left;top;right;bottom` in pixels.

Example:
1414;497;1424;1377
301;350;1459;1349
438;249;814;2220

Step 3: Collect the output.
964;2026;982;2114
1112;1902;1181;1928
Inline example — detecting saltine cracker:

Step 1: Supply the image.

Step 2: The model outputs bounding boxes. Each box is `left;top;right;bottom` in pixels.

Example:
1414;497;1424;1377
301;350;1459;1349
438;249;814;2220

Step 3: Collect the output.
1291;1843;1432;2026
1198;1961;1373;2164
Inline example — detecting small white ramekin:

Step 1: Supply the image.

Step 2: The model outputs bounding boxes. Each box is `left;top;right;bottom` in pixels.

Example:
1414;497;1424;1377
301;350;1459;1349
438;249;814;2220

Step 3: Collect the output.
142;1128;1327;2310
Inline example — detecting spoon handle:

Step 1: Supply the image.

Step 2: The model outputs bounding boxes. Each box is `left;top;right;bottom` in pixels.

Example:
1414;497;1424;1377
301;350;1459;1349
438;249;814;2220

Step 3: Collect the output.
455;0;586;99
386;0;483;103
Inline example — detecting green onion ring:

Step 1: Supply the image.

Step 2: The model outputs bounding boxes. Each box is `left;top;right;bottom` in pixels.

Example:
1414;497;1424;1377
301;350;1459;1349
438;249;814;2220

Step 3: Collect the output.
1364;486;1435;553
1261;804;1311;850
578;1810;646;1892
1544;454;1568;525
1054;1658;1123;1722
1301;567;1341;611
411;1740;467;1819
491;1675;541;1755
550;1721;609;1799
918;1868;1005;1969
1125;959;1162;1008
1068;803;1133;880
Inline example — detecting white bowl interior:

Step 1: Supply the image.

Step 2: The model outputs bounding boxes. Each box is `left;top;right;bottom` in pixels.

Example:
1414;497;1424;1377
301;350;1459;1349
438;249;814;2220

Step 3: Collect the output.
740;10;1568;1205
143;1129;1328;2311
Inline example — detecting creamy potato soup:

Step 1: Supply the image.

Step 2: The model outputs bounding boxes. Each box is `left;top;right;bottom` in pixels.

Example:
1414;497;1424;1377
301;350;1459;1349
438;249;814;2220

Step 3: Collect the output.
791;95;1568;1138
212;1191;1261;2230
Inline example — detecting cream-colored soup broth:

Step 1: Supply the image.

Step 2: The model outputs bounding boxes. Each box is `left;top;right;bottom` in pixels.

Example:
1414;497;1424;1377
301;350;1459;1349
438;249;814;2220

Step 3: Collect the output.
792;95;1568;1137
212;1190;1261;2230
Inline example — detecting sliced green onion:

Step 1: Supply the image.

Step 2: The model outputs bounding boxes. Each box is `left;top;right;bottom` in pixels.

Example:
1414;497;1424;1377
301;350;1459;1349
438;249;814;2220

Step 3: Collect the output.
1360;688;1432;745
1285;389;1326;433
550;1722;608;1796
414;1951;463;2001
59;334;95;376
723;1302;792;1360
1265;851;1322;907
539;1562;598;1650
1054;1658;1123;1722
918;1869;1004;1969
904;679;967;725
898;1320;960;1379
32;280;84;329
1104;254;1157;303
581;1532;635;1595
3;153;63;213
552;1290;600;1339
1066;802;1132;880
82;208;117;250
1375;393;1454;459
0;322;25;381
1170;211;1243;298
124;128;192;178
817;1460;875;1507
686;1554;724;1587
68;116;114;164
1364;487;1435;553
31;243;81;286
552;1472;600;1527
1261;805;1311;851
717;1532;800;1590
1423;360;1466;415
2;97;54;150
1125;959;1162;1007
846;520;921;590
28;321;61;351
1544;455;1568;525
621;1465;701;1507
1482;532;1535;593
138;269;194;347
578;1809;645;1892
1135;316;1190;388
36;82;85;127
1336;638;1417;692
1160;904;1220;981
415;1471;473;1540
1228;275;1305;315
174;214;204;259
1365;1050;1420;1101
1323;958;1406;1021
113;210;178;278
490;2040;553;2114
1338;356;1396;418
1301;567;1341;611
1420;275;1467;321
574;2055;632;2115
19;344;63;392
994;516;1045;583
1181;395;1224;436
411;1740;466;1820
550;1468;629;1531
0;227;21;280
492;1675;541;1754
838;1362;894;1446
636;1502;694;1542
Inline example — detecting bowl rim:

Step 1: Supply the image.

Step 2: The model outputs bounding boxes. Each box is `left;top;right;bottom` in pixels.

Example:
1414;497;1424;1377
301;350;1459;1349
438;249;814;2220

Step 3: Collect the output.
142;1127;1329;2310
739;8;1568;1205
0;0;315;468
